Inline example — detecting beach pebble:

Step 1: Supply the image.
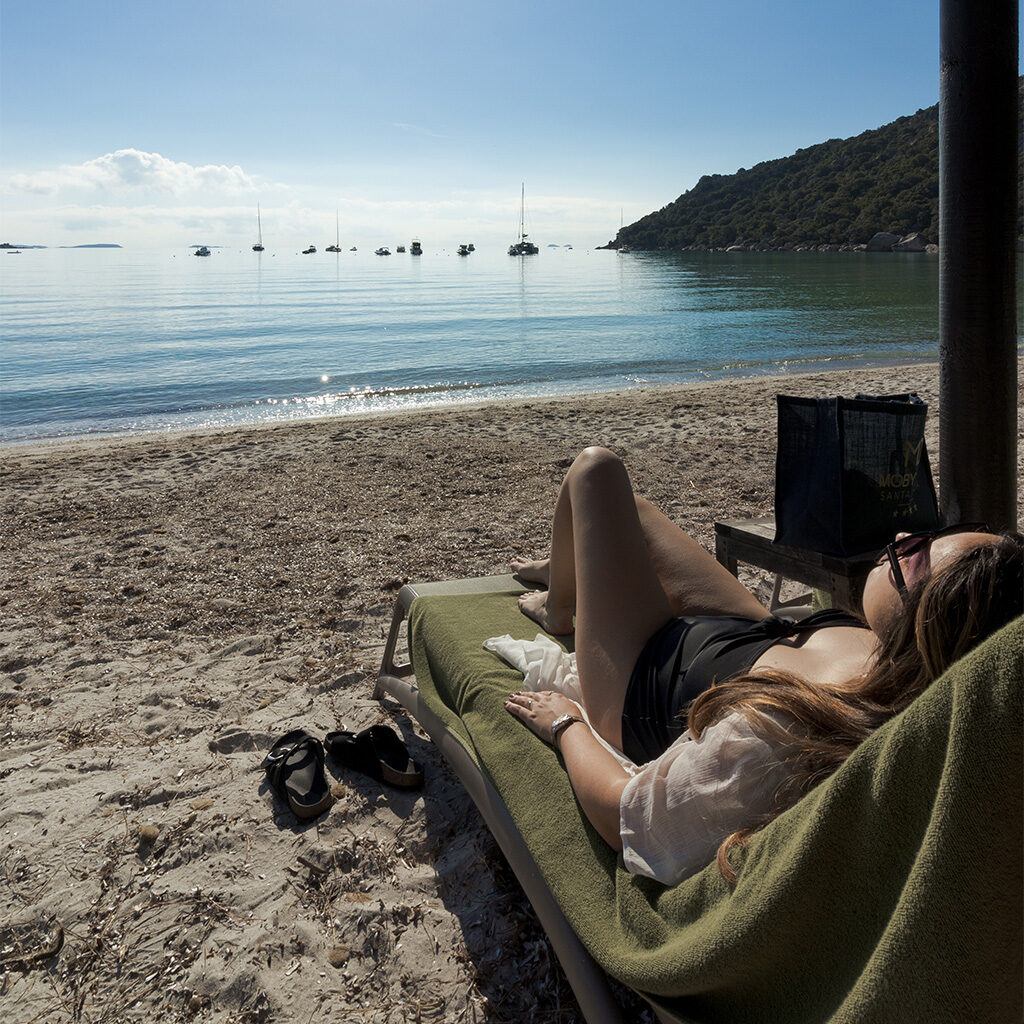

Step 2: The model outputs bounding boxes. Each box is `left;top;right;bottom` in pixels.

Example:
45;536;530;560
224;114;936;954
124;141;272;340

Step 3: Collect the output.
139;825;160;844
327;945;350;967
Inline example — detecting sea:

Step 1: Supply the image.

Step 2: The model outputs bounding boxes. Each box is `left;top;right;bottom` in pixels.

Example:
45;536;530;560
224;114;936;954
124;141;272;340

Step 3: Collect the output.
2;244;1009;446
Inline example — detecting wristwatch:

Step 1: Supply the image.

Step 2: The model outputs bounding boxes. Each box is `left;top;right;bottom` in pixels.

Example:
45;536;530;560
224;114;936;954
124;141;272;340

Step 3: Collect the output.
550;713;585;748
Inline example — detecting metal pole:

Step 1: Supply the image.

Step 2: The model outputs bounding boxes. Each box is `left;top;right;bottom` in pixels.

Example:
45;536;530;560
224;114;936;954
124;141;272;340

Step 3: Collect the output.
938;0;1019;530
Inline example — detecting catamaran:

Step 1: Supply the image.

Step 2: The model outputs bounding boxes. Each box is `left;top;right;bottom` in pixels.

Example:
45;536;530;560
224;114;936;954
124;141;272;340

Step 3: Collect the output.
508;183;539;256
326;211;341;252
252;204;264;252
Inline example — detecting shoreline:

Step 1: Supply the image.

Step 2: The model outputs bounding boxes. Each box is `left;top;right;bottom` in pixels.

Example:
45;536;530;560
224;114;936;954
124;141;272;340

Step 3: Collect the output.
2;358;1021;1024
1;352;949;454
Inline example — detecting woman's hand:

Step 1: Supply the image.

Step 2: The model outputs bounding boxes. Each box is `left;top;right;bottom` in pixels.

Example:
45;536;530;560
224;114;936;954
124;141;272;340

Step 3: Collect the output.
504;690;582;744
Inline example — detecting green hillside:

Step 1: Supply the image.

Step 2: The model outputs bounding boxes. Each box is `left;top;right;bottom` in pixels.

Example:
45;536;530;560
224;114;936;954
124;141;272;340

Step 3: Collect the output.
610;78;1023;251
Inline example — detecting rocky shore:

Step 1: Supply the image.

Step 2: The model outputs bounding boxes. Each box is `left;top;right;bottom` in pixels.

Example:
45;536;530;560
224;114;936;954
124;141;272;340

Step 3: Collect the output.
599;231;939;253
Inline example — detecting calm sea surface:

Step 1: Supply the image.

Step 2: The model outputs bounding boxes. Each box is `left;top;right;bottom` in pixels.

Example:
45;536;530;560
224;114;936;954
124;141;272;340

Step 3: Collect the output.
2;246;1013;445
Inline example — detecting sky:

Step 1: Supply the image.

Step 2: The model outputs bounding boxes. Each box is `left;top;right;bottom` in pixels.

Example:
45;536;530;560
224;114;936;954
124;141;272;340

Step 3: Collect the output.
1;0;1012;250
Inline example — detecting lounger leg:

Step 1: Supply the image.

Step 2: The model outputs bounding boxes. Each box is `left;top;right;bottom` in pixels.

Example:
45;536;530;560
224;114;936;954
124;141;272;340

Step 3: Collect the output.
374;599;412;699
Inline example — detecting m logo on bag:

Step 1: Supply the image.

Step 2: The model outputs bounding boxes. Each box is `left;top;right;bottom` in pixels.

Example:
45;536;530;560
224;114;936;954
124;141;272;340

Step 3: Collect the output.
878;440;925;498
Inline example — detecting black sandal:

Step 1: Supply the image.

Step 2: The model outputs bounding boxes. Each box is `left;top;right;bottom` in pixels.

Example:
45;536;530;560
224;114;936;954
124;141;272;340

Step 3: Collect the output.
261;729;334;819
325;725;423;789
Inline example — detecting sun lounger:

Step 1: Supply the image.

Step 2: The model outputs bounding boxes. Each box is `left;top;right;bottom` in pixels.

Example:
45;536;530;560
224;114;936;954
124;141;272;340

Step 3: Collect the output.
374;575;635;1024
374;577;1023;1024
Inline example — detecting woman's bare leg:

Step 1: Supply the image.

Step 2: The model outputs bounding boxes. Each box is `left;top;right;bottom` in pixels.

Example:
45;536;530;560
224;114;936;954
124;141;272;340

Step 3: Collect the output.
516;476;576;635
512;499;769;620
634;497;769;619
518;447;674;749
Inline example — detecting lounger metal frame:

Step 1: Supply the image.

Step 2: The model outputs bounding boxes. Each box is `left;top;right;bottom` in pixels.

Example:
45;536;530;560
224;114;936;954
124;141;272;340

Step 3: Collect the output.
374;575;689;1024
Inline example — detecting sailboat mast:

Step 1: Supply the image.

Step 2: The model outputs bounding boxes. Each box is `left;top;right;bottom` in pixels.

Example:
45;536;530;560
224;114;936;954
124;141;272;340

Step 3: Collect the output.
520;182;526;242
257;203;263;245
336;210;339;248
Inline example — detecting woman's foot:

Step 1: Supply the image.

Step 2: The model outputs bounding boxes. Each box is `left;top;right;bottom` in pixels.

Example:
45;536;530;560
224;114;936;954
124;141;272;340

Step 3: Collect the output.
517;589;574;636
510;556;550;586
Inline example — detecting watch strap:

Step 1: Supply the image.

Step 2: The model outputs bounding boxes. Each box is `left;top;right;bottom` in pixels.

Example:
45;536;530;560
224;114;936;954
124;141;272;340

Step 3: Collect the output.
551;713;585;747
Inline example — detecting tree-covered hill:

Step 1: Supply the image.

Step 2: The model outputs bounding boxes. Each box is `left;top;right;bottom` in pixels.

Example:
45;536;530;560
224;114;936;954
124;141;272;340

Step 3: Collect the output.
609;77;1023;251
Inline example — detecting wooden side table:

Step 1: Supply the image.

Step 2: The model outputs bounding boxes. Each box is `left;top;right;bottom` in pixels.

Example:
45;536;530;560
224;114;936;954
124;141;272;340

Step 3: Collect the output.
714;516;881;613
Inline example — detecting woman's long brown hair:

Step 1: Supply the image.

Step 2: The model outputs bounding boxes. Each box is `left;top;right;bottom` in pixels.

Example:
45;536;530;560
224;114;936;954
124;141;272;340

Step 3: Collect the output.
686;532;1024;883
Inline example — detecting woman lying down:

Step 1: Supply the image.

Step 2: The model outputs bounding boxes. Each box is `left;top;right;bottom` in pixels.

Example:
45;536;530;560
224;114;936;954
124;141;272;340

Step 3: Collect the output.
495;447;1022;884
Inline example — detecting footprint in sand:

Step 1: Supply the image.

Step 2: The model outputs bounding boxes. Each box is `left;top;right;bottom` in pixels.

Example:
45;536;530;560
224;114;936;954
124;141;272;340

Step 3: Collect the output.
208;727;273;754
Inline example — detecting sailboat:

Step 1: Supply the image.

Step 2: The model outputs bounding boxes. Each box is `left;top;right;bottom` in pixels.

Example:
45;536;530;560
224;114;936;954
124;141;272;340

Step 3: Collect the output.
252;204;264;252
326;210;341;252
508;183;539;256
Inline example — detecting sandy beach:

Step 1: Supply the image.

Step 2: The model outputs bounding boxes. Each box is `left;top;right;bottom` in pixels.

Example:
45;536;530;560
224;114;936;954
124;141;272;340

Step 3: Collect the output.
2;360;1021;1023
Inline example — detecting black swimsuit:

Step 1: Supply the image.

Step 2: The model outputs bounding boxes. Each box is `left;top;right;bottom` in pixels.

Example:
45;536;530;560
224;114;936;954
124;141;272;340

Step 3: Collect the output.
620;609;868;765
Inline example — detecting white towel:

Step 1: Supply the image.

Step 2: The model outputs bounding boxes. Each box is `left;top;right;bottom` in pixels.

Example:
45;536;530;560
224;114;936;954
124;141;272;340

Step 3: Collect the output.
483;633;638;772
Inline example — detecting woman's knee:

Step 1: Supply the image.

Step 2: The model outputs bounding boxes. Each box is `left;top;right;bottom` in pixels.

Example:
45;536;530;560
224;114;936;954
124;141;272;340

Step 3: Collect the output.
571;446;623;479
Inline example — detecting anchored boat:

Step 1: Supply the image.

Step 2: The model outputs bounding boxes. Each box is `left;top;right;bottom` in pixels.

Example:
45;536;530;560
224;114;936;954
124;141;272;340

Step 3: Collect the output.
252;204;264;251
326;211;341;252
508;184;539;255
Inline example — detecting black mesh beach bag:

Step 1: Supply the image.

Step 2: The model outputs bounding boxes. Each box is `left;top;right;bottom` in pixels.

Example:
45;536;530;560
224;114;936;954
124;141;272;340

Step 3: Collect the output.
773;393;939;556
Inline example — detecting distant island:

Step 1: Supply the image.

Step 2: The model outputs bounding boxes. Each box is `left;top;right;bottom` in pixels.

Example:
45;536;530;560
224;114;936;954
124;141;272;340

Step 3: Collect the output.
1;242;123;249
603;76;1024;252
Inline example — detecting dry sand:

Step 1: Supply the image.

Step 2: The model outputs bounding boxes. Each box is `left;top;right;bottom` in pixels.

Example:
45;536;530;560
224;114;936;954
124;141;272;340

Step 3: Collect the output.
2;361;1021;1023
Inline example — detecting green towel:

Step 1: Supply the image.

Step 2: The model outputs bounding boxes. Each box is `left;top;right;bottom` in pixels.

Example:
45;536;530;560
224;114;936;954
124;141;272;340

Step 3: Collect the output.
410;597;1022;1024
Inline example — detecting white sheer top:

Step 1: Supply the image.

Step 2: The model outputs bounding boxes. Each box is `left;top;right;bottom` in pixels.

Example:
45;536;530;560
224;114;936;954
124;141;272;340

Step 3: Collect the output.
482;633;795;886
619;709;794;885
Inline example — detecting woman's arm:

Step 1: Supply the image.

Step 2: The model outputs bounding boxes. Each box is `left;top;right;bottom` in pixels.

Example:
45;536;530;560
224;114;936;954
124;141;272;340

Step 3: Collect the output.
505;690;630;850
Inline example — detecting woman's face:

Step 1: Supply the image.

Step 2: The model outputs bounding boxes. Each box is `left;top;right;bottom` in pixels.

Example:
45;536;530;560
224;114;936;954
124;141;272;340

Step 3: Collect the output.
861;530;997;635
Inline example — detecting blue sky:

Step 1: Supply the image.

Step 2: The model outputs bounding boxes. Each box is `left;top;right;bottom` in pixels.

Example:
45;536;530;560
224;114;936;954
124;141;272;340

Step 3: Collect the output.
1;0;1008;248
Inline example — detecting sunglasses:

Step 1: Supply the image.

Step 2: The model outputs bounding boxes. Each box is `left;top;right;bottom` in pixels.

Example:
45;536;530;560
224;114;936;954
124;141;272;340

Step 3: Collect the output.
884;522;989;599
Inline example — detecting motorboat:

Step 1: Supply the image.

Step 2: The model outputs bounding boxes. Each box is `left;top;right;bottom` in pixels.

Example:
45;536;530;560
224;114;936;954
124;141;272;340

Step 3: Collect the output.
194;246;211;256
375;247;391;255
467;243;475;252
410;239;422;255
396;244;406;253
508;183;539;255
302;245;317;254
456;244;470;256
350;246;357;251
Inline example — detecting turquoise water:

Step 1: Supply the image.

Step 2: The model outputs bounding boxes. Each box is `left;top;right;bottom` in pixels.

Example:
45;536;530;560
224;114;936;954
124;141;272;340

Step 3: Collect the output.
0;246;991;444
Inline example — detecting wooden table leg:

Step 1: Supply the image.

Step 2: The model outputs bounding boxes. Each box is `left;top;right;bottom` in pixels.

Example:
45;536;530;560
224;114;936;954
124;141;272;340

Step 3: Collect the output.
715;536;738;576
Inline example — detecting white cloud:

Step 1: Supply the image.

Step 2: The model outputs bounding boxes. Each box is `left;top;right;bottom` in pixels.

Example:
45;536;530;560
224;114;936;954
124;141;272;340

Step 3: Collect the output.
1;161;642;248
7;149;262;197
